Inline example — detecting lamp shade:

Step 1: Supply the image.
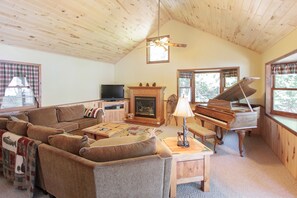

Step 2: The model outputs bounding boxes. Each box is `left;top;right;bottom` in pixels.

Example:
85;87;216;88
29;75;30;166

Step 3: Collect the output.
172;96;194;117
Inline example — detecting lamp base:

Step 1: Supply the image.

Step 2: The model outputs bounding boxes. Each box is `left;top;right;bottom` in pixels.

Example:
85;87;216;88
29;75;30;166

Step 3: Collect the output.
177;140;190;147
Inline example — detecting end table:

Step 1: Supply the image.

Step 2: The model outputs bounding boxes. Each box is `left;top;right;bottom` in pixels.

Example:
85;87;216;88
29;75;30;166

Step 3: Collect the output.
163;137;213;197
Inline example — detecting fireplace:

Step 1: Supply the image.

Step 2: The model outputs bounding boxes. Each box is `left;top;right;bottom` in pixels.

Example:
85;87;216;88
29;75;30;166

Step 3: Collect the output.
135;97;156;118
127;86;166;126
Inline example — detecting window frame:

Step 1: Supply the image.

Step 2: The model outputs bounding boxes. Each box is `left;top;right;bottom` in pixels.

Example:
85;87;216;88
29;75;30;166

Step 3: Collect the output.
177;67;240;103
270;69;297;118
146;35;170;64
0;60;41;113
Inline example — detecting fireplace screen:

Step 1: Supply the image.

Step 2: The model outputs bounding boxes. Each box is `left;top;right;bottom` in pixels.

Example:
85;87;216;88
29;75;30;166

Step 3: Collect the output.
135;97;156;118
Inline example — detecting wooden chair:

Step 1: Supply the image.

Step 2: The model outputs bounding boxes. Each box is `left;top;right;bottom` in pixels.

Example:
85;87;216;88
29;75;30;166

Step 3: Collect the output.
165;94;178;126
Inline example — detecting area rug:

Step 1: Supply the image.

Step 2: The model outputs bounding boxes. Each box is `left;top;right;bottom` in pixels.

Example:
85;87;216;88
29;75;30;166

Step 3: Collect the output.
116;125;163;137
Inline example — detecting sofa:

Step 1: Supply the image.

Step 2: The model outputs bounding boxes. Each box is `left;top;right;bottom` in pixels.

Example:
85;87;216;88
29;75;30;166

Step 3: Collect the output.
0;104;104;134
38;134;172;198
0;110;172;198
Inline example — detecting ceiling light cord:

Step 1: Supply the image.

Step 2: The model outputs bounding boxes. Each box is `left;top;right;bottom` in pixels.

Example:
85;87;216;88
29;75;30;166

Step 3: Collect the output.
158;0;160;37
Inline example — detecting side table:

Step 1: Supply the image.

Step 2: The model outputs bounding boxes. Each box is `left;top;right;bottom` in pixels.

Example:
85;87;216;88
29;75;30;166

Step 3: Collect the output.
163;137;213;198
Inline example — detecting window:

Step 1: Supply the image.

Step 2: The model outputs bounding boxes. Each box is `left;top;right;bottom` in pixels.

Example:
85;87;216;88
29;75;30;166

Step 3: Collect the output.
146;35;169;64
178;72;192;101
177;67;239;103
195;72;220;102
270;62;297;117
0;60;41;112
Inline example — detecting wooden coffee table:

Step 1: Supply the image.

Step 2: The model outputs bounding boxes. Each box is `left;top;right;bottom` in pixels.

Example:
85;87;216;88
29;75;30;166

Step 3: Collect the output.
82;123;130;140
163;137;213;197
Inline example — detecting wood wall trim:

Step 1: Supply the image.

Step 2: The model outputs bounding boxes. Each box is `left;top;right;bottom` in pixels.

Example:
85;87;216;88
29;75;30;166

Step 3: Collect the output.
262;115;297;179
265;113;297;136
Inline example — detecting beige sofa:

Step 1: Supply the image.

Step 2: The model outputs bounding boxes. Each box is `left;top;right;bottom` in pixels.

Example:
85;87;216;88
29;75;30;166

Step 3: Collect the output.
38;137;172;198
1;104;103;134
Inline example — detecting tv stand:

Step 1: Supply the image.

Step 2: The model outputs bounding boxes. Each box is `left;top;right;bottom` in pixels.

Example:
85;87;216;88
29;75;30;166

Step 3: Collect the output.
98;100;128;122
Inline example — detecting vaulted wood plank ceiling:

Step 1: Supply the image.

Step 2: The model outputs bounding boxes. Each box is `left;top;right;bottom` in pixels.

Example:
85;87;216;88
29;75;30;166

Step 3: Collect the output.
0;0;297;64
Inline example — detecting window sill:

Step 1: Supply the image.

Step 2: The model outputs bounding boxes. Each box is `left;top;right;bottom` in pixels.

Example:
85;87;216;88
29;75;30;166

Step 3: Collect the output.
267;114;297;135
0;105;37;114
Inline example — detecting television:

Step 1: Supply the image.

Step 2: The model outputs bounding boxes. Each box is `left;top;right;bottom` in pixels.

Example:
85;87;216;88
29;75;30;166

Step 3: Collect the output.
100;84;124;101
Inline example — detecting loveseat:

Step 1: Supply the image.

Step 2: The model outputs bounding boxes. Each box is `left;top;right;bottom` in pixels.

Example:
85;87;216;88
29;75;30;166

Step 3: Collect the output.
0;104;103;134
38;134;172;198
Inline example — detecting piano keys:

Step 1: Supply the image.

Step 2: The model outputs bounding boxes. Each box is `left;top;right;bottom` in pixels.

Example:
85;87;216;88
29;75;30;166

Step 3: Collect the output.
194;77;260;157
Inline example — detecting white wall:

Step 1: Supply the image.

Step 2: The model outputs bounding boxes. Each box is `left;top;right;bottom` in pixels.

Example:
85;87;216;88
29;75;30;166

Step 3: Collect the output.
115;20;263;104
0;44;114;106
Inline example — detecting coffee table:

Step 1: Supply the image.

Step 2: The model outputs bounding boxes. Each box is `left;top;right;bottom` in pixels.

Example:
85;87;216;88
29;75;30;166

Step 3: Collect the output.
162;137;213;197
82;123;130;140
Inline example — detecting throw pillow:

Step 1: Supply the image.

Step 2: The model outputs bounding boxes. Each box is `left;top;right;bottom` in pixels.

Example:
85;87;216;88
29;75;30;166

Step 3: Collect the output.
27;124;64;143
0;118;8;129
79;134;156;162
84;108;102;118
6;120;29;136
48;134;95;155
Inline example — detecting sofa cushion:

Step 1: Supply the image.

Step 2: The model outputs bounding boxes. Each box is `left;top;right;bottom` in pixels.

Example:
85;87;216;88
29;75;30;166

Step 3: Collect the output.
57;105;84;122
27;124;64;143
0;118;8;129
48;122;79;133
8;113;29;122
13;113;29;122
84;108;102;118
27;107;58;126
79;134;156;162
48;134;95;155
71;118;98;129
6;120;29;136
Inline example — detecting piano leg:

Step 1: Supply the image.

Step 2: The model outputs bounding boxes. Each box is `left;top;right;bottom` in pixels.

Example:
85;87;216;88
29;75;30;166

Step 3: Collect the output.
237;130;246;157
215;126;224;145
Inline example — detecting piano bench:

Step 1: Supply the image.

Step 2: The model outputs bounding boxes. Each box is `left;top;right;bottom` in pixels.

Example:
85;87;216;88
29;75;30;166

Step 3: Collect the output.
186;123;217;153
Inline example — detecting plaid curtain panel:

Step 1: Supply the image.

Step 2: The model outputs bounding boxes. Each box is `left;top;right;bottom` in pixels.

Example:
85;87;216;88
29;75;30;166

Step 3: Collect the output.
271;62;297;75
0;61;40;104
179;71;193;79
222;69;238;77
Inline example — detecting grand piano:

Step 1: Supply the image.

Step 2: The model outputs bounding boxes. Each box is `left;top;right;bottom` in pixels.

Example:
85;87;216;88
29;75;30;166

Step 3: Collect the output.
194;77;260;157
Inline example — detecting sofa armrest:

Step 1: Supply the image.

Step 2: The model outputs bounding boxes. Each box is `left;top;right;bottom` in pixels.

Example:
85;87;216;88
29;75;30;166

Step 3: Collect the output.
155;138;172;197
38;144;97;198
95;108;104;123
156;137;172;158
93;155;171;198
39;143;172;198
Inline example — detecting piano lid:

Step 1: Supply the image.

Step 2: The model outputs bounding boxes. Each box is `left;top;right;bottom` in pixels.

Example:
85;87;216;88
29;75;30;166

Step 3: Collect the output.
214;77;259;101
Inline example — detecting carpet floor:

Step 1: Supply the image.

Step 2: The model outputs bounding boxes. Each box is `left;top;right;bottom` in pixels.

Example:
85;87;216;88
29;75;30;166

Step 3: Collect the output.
1;125;297;198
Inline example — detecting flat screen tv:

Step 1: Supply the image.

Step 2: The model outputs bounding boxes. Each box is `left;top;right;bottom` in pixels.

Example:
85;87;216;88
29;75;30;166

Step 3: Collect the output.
100;84;124;101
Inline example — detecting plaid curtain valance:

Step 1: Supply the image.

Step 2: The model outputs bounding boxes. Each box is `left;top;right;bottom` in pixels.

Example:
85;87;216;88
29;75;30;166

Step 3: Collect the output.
179;71;192;78
222;69;238;77
271;62;297;75
0;61;40;103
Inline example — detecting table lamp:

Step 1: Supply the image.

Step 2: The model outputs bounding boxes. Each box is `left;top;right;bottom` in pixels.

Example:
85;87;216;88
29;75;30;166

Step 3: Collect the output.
172;96;194;147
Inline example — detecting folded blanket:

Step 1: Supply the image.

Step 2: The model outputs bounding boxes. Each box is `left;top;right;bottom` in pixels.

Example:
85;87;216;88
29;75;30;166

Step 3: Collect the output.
2;132;21;182
0;129;7;172
1;131;41;198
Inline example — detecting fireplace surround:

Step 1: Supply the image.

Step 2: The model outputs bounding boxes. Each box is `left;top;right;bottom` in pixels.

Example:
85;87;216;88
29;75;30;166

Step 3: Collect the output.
127;86;166;126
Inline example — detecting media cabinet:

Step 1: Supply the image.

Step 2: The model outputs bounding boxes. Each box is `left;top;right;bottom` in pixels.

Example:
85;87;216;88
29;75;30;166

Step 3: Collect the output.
98;100;129;122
